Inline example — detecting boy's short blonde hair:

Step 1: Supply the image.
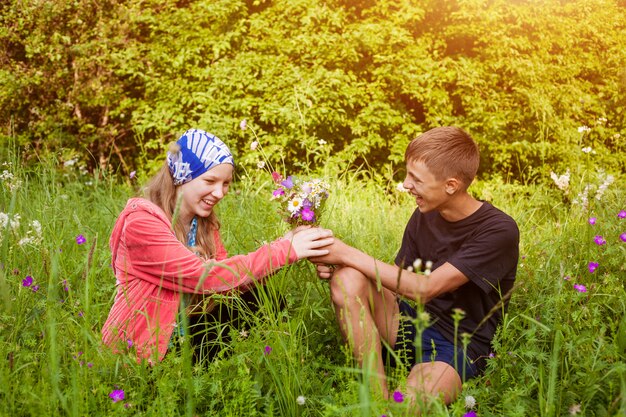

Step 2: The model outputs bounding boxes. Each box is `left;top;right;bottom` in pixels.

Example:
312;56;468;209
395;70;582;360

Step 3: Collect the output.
405;127;479;189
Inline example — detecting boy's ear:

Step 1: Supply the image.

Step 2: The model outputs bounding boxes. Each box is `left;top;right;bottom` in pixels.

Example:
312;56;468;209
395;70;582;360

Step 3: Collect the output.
445;177;461;195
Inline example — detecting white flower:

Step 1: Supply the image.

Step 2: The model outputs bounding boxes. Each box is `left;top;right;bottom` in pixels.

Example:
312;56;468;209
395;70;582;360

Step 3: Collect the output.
296;396;306;405
317;139;327;145
250;141;259;150
0;212;8;229
63;158;77;167
288;197;303;214
550;170;570;191
569;403;582;415
257;161;266;169
581;146;593;154
240;119;247;130
425;260;433;270
595;174;614;201
578;126;591;133
396;182;409;192
412;258;422;270
596;117;607;125
613;133;621;139
30;220;42;237
10;213;20;230
464;395;476;409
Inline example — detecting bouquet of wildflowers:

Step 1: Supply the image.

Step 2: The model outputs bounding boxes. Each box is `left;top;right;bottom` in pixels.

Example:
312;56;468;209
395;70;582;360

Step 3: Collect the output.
270;172;330;226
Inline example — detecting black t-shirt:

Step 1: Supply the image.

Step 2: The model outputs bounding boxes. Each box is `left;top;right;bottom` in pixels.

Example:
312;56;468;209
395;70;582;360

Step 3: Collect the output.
395;202;519;369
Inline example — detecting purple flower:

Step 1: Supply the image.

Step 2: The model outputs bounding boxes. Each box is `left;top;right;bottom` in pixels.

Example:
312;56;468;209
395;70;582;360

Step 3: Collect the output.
127;339;133;348
463;412;478;417
76;234;86;245
301;207;315;222
588;217;596;225
573;283;587;293
32;285;40;292
281;176;294;189
78;311;84;317
109;389;125;403
272;188;285;198
620;233;626;242
129;171;136;179
264;345;272;355
392;390;404;403
588;262;599;273
618;210;626;219
593;235;606;245
87;362;93;368
22;275;33;287
563;275;571;281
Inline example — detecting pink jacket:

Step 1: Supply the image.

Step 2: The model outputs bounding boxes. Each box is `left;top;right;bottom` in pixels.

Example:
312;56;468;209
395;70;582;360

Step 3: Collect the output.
101;198;298;361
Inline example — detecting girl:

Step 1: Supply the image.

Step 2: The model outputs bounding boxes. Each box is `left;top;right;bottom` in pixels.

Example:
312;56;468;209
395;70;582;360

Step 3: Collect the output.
102;128;333;362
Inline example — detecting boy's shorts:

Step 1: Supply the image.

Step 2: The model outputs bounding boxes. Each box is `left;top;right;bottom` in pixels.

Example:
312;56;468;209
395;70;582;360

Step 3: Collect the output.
382;299;479;381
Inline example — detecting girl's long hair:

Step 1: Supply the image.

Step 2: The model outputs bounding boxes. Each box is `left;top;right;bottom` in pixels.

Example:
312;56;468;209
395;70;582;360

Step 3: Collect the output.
143;163;219;258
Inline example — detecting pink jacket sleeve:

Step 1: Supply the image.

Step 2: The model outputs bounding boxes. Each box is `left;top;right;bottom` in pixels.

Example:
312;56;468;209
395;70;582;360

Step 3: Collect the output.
121;210;298;293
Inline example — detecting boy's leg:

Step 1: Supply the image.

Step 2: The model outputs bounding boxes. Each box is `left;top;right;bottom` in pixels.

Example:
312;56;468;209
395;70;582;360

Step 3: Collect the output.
329;266;400;398
406;361;462;408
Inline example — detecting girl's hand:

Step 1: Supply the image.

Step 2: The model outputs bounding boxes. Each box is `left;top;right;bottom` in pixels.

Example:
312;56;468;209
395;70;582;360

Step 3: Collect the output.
315;263;336;280
289;228;334;259
282;225;311;241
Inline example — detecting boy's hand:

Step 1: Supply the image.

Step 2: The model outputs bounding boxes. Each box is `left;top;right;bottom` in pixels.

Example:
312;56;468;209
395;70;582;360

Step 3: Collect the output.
315;263;336;280
309;238;352;265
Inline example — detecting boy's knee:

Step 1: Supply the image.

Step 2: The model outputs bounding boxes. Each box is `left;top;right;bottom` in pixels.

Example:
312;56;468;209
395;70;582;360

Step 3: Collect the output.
329;267;368;306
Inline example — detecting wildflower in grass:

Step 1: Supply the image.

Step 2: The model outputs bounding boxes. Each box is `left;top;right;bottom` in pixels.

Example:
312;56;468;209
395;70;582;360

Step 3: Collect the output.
595;174;614;200
588;217;596;225
619;210;626;219
392;390;404;403
573;284;587;293
76;234;86;245
563;275;571;281
588;262;599;273
109;389;125;403
569;403;581;415
129;171;136;179
264;345;272;355
578;126;591;133
272;188;285;198
318;139;327;145
240;119;247;130
127;339;133;348
78;311;84;317
250;141;259;150
463;412;478;417
465;395;476;409
550;170;570;192
593;235;606;245
620;233;626;242
63;280;69;291
257;161;266;169
32;285;39;292
22;275;33;287
87;362;93;368
581;146;594;154
296;395;306;405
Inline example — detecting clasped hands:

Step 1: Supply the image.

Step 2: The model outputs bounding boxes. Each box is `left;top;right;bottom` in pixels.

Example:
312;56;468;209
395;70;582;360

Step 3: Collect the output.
283;225;349;279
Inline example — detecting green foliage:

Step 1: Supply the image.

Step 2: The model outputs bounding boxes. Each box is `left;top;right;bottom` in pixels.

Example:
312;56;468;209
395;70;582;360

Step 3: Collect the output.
1;0;625;182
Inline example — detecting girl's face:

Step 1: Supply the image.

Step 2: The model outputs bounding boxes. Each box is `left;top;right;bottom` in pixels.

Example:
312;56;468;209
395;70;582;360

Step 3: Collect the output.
178;164;234;223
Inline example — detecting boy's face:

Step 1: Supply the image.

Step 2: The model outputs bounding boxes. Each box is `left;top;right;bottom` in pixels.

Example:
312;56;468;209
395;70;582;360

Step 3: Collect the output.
402;159;450;213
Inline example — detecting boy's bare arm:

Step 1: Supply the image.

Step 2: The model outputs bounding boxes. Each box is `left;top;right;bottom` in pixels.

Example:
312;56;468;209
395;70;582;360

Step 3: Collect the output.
311;238;469;303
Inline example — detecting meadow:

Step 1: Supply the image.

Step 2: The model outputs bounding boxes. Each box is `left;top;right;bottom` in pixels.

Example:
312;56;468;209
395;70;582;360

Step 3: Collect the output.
0;136;625;417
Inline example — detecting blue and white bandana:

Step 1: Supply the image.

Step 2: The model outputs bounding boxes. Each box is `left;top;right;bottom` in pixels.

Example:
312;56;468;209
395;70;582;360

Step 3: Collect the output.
167;128;235;185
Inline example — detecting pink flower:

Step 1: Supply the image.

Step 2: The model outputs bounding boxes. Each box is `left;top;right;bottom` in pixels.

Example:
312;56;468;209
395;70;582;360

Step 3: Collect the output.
588;217;596;225
129;171;136;179
593;235;606;245
618;210;626;219
239;119;247;130
271;172;283;183
76;234;86;245
301;207;315;222
588;262;599;273
463;412;478;417
620;233;626;242
272;188;285;198
22;275;33;287
264;345;272;355
573;284;587;293
392;391;404;403
109;389;125;402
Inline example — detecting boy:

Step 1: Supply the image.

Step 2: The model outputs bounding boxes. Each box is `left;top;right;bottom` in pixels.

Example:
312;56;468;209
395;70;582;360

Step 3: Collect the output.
313;127;519;406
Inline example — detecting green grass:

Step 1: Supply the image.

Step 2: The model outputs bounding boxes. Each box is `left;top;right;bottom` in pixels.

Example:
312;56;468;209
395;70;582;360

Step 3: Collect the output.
1;149;625;417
